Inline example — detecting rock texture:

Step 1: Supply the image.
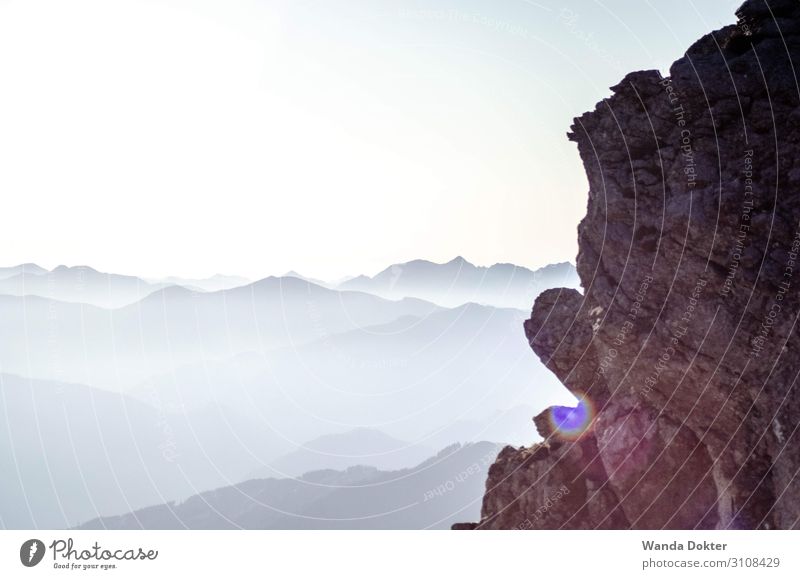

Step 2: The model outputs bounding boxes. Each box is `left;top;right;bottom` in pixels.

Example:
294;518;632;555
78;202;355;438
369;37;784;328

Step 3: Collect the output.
461;0;800;530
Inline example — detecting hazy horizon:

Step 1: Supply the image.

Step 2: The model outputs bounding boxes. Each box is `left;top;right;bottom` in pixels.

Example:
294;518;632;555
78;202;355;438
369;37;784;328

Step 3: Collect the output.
0;253;576;285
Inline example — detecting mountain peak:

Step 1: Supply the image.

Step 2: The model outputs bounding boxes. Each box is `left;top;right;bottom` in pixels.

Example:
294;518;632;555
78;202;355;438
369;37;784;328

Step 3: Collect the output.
53;264;100;274
337;257;579;309
446;256;471;267
0;263;48;277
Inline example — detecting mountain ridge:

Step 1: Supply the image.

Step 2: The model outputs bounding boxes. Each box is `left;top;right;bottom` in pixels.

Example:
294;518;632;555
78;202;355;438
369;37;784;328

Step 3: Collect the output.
75;441;504;530
338;257;579;309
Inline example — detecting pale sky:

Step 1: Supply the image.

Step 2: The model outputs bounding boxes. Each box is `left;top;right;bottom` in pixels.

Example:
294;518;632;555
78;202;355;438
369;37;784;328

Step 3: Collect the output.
0;0;742;280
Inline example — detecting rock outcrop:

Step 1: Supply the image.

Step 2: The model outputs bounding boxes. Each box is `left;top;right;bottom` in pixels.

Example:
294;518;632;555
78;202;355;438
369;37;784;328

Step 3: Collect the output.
460;0;800;529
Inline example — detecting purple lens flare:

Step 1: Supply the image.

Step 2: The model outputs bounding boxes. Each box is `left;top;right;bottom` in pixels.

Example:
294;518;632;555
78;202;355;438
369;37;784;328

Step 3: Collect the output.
549;396;594;440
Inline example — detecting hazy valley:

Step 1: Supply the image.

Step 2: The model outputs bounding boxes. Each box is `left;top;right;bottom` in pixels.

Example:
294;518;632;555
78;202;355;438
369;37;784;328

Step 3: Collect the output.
0;258;577;529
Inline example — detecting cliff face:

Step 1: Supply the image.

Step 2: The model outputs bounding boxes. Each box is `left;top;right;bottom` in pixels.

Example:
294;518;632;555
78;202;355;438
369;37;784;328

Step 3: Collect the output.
462;0;800;530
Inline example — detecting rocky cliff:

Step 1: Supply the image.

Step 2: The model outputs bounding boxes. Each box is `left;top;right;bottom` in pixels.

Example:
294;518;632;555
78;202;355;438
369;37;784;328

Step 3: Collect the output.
458;0;800;530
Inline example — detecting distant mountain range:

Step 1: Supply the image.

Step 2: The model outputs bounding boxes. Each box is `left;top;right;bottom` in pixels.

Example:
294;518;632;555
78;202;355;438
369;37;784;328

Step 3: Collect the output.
0;265;168;308
338;257;580;309
0;265;252;309
0;276;439;389
126;302;573;444
76;442;503;530
249;428;435;479
0;373;291;529
146;274;251;293
0;265;252;308
0;257;578;310
0;257;580;529
0;263;49;280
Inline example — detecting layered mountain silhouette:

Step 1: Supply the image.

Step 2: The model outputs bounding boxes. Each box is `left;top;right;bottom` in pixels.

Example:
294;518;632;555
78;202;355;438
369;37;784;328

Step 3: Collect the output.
0;258;576;529
76;442;503;530
249;428;435;479
0;265;168;308
146;274;251;293
0;257;577;310
127;302;573;444
338;257;579;309
0;276;440;389
0;373;291;529
0;263;48;280
0;265;253;307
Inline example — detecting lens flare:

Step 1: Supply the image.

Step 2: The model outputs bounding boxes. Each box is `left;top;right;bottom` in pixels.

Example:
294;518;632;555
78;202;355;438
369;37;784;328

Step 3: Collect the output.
549;395;595;440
